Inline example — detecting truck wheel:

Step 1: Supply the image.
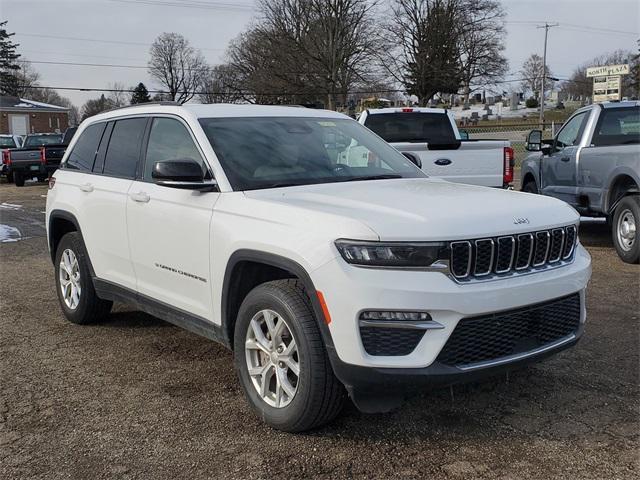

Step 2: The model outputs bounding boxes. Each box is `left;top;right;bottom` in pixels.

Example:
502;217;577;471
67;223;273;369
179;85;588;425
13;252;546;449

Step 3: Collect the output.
612;195;640;264
6;172;13;183
522;181;538;194
234;279;345;432
54;232;113;324
14;173;25;187
37;175;47;183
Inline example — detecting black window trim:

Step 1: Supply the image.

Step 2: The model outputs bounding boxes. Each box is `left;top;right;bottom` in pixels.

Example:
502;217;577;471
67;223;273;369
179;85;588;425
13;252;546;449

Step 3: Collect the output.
63;121;108;173
139;113;214;184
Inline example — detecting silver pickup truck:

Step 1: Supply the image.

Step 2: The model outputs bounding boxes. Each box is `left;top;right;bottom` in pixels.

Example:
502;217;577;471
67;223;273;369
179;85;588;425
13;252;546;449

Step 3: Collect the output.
521;101;640;263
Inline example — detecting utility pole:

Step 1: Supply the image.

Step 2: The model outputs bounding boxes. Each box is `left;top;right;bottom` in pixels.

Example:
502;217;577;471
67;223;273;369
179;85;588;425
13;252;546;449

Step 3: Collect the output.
537;22;558;129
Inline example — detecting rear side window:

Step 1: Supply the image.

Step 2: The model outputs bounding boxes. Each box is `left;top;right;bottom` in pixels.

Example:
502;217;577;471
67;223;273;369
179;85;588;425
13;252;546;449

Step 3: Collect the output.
66;123;107;171
0;137;16;148
364;112;456;144
592;107;640;147
103;118;147;179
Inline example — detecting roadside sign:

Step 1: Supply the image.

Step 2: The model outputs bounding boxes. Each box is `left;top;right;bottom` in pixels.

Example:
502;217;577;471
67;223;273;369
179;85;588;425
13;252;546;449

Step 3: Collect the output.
586;64;629;77
593;75;621;102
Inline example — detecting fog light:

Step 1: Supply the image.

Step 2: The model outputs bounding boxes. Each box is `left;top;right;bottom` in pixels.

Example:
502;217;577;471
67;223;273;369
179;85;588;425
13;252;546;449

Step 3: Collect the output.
359;311;432;321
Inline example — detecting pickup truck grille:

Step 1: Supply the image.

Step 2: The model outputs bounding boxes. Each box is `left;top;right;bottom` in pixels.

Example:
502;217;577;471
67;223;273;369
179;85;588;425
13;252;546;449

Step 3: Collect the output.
436;293;581;367
450;225;577;281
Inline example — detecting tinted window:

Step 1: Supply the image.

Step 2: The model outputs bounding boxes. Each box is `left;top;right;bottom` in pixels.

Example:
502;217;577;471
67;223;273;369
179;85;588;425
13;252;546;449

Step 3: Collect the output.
199;116;423;191
144;118;207;181
66;123;107;171
24;134;62;147
0;137;17;148
103;118;147;178
556;111;589;148
592;107;640;147
364;112;456;143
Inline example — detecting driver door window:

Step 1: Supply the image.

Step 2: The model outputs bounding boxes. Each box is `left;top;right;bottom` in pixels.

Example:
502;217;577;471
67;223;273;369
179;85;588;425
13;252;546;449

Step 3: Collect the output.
143;117;209;181
555;112;588;150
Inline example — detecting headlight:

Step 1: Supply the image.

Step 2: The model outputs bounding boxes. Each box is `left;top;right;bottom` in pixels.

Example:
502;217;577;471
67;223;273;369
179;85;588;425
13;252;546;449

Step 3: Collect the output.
335;239;448;268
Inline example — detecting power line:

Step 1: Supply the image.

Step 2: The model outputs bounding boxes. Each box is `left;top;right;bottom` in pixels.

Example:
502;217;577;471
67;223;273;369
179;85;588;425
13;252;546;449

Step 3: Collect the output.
505;20;638;36
106;0;255;10
13;32;225;52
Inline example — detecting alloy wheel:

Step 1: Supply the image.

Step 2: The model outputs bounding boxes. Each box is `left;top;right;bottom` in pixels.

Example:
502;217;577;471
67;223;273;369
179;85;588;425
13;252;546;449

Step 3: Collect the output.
59;248;81;309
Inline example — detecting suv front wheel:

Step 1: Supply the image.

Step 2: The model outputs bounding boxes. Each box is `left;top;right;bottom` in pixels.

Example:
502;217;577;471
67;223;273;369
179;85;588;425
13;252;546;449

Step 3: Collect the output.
612;195;639;264
234;279;345;432
54;232;113;324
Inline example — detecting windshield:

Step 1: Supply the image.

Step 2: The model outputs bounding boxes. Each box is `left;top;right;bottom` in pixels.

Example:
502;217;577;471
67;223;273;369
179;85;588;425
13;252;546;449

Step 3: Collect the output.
364;112;457;144
0;137;17;148
199;116;425;191
24;134;62;147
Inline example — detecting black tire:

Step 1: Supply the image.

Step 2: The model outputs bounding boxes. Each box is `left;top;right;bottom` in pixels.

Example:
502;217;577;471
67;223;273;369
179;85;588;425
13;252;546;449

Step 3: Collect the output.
6;172;13;183
522;180;538;194
14;173;25;187
611;195;640;264
54;232;113;324
233;279;345;432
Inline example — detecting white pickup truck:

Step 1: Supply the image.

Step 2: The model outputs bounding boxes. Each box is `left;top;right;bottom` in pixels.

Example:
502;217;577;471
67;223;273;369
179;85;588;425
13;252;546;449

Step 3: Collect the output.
356;107;513;188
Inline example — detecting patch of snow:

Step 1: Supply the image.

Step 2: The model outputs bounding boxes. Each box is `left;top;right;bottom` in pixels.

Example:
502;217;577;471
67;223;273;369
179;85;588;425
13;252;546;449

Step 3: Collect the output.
0;224;22;243
0;202;22;210
18;98;68;110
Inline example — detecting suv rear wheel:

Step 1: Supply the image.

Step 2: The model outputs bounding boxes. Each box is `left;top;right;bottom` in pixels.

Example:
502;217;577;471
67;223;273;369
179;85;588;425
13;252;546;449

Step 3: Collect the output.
14;172;25;187
54;232;113;324
612;195;639;264
234;279;345;432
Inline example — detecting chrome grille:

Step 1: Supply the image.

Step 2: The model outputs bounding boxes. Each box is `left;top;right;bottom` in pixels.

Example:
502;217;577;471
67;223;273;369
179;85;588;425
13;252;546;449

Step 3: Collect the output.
450;225;578;281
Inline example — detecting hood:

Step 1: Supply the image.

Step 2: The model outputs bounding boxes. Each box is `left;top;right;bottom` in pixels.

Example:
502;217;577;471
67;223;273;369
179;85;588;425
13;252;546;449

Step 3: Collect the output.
244;178;579;241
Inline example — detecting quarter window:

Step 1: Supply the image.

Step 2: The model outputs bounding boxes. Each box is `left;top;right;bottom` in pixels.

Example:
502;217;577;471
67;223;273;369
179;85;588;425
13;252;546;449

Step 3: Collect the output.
103;118;147;179
143;117;208;181
66;122;107;171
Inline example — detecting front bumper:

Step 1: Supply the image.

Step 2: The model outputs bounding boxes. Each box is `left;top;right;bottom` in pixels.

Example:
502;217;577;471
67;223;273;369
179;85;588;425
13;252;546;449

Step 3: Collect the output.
312;243;591;397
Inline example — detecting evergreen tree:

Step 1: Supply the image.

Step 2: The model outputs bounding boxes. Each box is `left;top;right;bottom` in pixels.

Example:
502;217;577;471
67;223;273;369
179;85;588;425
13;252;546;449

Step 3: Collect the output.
130;82;151;104
0;21;21;96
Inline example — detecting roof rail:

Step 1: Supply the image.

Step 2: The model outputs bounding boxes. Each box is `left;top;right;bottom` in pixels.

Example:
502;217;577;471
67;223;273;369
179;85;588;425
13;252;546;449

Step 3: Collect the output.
103;101;180;114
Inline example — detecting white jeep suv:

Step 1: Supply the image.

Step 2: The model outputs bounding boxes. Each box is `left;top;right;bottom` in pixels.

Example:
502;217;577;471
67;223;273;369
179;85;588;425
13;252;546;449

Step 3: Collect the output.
46;103;592;432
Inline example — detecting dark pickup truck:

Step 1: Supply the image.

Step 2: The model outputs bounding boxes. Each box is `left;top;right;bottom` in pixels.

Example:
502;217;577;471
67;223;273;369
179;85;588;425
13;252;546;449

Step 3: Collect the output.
3;129;76;186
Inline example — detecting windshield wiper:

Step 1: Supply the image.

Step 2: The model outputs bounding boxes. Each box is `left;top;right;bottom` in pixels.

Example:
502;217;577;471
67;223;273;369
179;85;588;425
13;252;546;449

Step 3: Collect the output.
339;174;403;182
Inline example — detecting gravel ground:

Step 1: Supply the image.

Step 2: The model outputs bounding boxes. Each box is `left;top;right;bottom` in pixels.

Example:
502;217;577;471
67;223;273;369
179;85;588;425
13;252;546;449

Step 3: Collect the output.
0;181;638;480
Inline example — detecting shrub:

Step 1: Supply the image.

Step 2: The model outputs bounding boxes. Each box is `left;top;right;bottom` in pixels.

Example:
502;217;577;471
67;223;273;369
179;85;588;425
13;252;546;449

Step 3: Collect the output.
525;97;539;108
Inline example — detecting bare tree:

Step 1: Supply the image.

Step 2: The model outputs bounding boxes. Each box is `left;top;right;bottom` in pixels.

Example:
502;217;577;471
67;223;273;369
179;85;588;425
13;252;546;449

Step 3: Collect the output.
199;64;244;104
457;0;507;105
520;53;554;99
81;94;111;120
13;59;40;98
148;32;208;104
106;82;129;108
383;0;461;106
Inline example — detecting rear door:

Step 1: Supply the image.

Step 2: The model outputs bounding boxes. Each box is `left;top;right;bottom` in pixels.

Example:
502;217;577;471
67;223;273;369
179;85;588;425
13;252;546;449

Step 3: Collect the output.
126;116;218;320
541;110;591;204
76;117;146;290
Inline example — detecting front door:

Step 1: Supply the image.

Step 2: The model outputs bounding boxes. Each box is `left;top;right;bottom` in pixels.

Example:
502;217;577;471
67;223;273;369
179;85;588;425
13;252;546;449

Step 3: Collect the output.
541;110;591;205
9;114;29;136
126;116;219;320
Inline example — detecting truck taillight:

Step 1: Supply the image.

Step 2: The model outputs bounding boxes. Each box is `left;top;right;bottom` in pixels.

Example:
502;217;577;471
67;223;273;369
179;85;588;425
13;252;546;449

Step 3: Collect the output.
2;149;10;166
503;146;514;185
40;147;46;164
401;108;413;113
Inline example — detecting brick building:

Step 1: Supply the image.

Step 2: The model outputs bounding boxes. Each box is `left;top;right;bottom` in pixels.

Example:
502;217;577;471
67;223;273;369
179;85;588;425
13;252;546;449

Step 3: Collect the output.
0;96;70;136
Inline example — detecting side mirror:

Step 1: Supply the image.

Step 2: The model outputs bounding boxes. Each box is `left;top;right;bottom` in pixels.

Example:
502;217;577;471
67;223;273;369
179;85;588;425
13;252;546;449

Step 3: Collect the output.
458;129;469;140
525;130;542;151
152;158;217;191
402;151;422;169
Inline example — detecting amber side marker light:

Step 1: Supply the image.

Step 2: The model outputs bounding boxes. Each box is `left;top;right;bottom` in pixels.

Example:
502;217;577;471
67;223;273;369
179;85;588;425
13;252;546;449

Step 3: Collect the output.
316;291;332;325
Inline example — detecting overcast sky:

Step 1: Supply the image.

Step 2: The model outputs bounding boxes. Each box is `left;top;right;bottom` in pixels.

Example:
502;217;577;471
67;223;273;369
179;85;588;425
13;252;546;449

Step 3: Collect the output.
2;0;639;107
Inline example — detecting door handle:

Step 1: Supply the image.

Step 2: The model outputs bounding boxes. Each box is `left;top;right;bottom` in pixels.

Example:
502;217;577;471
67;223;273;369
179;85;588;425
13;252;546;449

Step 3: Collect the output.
434;158;452;166
79;183;94;193
560;156;571;162
129;191;150;203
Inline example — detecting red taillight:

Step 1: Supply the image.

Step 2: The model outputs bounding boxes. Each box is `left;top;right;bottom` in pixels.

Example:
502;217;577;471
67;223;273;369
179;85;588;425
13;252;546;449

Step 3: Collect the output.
401;108;413;113
40;147;46;164
2;149;11;165
48;177;56;190
503;146;514;185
